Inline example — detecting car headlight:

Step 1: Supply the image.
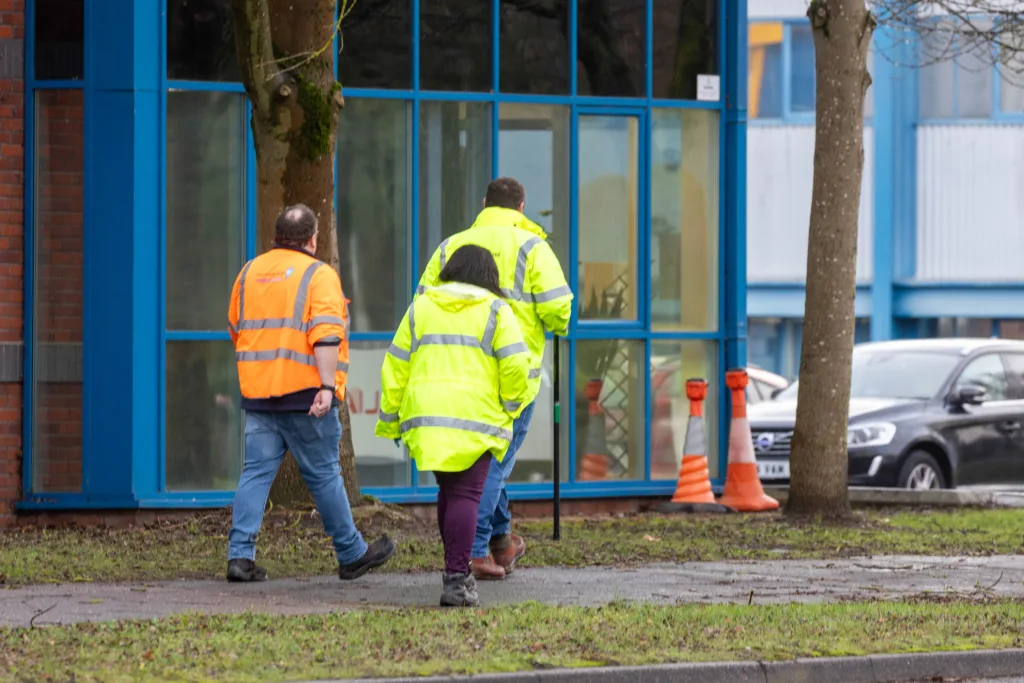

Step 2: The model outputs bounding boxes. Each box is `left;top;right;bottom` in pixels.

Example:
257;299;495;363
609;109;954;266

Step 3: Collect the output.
847;423;896;448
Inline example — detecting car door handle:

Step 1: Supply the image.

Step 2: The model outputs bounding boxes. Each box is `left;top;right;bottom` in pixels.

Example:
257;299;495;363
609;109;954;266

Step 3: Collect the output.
999;420;1021;434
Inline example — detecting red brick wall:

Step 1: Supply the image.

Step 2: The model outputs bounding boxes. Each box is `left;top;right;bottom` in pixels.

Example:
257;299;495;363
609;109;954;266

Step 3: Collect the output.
32;89;84;494
0;0;25;527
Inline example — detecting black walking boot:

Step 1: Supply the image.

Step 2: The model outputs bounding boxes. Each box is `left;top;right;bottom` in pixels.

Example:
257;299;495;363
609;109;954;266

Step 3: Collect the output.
226;558;267;582
338;536;397;580
440;572;480;608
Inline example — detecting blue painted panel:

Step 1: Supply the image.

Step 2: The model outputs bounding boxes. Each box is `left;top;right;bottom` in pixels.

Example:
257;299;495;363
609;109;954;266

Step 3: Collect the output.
893;284;1024;318
748;284;872;318
870;28;895;341
92;0;160;92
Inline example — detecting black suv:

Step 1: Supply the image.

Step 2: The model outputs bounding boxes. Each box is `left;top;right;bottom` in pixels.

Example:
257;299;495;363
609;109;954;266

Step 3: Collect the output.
747;338;1024;489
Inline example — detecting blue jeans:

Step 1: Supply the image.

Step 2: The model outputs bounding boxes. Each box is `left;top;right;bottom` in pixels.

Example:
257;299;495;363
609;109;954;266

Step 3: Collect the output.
472;401;535;558
228;408;368;566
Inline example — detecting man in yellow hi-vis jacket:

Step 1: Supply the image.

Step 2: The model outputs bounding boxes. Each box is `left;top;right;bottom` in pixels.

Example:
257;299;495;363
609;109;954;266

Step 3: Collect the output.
417;177;573;580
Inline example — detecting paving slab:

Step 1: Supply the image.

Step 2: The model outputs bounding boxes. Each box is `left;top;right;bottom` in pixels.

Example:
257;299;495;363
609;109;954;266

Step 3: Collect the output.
3;555;1024;628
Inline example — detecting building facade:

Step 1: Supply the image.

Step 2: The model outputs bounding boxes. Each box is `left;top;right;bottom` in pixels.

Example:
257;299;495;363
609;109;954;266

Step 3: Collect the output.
747;0;1024;378
0;0;749;522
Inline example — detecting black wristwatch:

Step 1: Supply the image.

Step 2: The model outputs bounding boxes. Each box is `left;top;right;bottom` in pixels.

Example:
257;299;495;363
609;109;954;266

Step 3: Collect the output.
320;384;336;393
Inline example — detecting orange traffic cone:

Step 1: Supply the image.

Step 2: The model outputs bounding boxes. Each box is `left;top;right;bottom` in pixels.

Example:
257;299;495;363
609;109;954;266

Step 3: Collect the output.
578;379;609;481
718;368;780;512
656;379;733;514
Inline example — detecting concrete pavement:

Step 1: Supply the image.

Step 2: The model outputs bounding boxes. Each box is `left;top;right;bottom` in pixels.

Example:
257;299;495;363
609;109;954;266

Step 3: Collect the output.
4;554;1024;627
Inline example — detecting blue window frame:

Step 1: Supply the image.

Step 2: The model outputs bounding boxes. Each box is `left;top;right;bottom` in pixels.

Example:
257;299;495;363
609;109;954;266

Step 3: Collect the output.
21;0;747;509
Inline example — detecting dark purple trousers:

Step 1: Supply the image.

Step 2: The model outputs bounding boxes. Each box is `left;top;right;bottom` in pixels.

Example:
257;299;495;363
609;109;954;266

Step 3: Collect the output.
434;454;493;575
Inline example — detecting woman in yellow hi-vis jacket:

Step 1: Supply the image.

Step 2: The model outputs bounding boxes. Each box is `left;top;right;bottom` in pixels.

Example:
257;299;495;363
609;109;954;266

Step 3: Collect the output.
375;245;531;607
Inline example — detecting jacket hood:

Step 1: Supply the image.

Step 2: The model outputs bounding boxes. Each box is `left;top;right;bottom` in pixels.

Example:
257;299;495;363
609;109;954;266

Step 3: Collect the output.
470;206;549;240
423;282;497;312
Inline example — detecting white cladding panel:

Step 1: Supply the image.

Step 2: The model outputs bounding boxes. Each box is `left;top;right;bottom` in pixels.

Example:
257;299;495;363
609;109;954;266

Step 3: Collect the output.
916;125;1024;282
747;125;875;283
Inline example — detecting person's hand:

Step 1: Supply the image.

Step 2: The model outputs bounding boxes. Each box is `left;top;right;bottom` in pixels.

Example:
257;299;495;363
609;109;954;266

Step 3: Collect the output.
309;389;333;417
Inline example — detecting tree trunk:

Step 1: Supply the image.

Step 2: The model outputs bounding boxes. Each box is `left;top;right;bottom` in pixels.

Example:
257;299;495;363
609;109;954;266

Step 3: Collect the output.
230;0;363;507
785;0;873;519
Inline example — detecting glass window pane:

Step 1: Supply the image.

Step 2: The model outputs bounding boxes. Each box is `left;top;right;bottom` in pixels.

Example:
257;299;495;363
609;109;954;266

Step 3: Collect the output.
999;36;1024;113
651;109;719;332
349;342;412;487
339;0;413;89
420;0;492;91
166;92;246;331
166;341;242;491
790;25;816;113
575;340;644;481
957;34;993;118
34;0;84;80
919;25;956;119
954;353;1008;401
748;23;783;118
32;90;84;493
498;103;570;267
650;341;718;481
652;0;718;99
578;115;639;321
417;101;492;271
577;0;645;97
499;0;570;95
748;318;783;376
338;99;411;332
167;0;240;82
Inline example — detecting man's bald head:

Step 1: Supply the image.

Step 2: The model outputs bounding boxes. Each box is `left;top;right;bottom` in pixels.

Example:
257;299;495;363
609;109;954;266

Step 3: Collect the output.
275;204;318;247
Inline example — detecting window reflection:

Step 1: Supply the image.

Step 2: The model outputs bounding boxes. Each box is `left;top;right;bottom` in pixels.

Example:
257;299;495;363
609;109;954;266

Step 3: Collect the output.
650;109;719;332
337;99;411;332
348;342;412;487
166;92;246;331
575;340;645;481
167;0;240;82
339;0;413;89
748;23;784;118
499;0;571;95
420;0;492;91
578;115;639;321
652;0;718;99
577;0;645;97
498;103;570;266
417;101;492;270
650;341;718;480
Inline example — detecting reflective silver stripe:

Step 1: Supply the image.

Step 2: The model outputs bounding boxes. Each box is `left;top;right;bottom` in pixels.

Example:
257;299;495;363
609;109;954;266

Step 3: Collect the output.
528;367;542;380
236;350;349;374
419;333;481;348
228;322;238;335
495;341;528;359
379;410;399;423
416;285;427;295
237;260;254;324
481;299;505;353
532;285;573;304
407;303;418;352
236;348;316;366
401;416;512;441
438;238;451;271
293;262;323;320
513;237;542;300
237;315;345;333
388;344;410;362
500;287;518;301
504;401;522;413
310;315;346;329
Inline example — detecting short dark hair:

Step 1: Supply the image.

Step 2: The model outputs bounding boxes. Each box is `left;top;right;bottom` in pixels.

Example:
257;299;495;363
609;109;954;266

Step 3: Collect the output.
484;177;525;211
275;204;318;246
439;245;505;299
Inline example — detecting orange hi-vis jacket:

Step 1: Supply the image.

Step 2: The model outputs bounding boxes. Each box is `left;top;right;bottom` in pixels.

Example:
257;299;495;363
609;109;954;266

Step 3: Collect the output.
228;246;350;410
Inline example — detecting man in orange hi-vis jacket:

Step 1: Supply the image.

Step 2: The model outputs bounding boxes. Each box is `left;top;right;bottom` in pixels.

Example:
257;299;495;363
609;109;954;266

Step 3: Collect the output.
225;204;395;583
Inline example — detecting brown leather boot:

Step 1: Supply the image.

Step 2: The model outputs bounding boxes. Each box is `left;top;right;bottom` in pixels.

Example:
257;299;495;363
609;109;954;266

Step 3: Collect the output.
490;534;526;574
470;555;506;581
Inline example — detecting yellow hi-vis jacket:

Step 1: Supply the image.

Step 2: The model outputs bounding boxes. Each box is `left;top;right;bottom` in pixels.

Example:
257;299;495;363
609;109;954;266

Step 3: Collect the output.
374;282;531;472
416;207;573;406
228;247;350;406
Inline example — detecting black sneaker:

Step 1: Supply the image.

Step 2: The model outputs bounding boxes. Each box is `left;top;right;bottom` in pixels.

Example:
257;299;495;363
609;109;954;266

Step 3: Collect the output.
226;558;267;582
338;536;397;580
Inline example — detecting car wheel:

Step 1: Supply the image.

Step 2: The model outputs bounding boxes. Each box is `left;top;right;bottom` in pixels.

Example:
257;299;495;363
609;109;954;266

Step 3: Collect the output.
897;451;947;490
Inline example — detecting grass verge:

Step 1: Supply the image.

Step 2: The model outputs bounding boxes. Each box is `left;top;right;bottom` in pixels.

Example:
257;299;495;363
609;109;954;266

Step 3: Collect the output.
3;601;1024;682
3;508;1024;585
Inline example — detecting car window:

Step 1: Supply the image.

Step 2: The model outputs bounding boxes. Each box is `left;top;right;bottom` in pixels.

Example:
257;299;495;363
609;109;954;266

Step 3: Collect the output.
747;382;764;404
1001;353;1024;399
954;354;1009;402
776;350;961;401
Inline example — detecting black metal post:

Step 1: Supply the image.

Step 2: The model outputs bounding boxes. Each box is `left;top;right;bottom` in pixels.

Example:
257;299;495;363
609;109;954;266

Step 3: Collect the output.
552;340;561;541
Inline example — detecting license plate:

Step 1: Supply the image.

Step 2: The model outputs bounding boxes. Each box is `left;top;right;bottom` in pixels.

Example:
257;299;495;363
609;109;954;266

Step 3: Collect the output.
757;460;790;480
